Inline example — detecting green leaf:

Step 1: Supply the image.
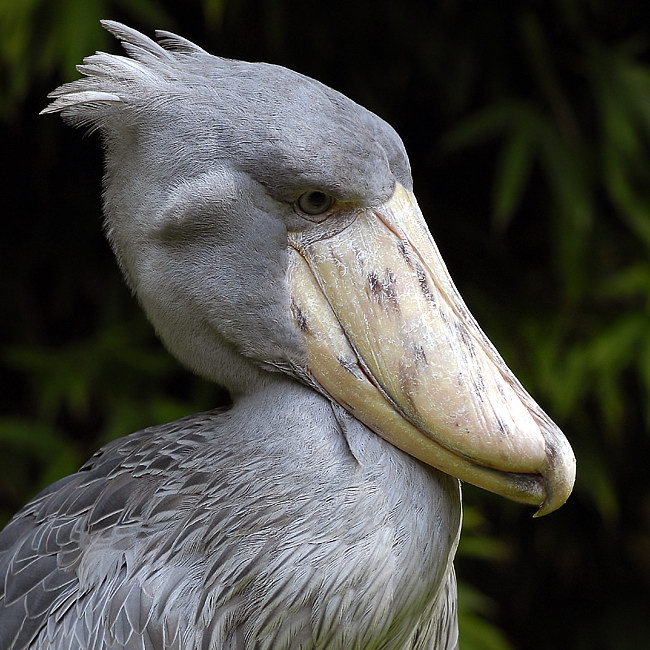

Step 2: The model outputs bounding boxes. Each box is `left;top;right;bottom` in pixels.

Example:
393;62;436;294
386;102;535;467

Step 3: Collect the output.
577;447;619;522
602;147;650;251
551;345;589;420
441;103;514;153
539;130;593;232
0;417;81;490
52;0;106;77
458;536;510;561
459;505;510;561
601;263;650;300
588;314;646;430
492;127;535;230
458;583;514;650
597;77;641;158
641;339;650;426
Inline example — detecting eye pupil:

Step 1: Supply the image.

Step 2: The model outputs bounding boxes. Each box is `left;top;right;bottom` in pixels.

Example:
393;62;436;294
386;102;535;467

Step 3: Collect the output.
297;191;333;216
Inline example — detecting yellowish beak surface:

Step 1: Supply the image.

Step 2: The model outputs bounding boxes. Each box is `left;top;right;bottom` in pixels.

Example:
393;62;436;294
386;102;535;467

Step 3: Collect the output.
288;184;575;516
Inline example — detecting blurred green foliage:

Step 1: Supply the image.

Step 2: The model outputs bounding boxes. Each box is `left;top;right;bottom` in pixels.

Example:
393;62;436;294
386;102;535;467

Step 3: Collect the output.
2;1;650;648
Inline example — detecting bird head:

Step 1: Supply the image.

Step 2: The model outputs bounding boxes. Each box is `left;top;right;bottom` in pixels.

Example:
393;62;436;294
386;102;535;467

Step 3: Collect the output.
43;21;575;516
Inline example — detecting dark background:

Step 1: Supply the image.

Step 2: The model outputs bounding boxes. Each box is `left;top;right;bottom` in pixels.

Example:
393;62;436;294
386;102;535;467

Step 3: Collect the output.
2;1;650;648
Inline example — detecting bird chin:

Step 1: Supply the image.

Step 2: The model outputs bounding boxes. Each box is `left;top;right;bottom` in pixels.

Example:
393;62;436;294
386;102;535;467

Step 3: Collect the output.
287;183;575;516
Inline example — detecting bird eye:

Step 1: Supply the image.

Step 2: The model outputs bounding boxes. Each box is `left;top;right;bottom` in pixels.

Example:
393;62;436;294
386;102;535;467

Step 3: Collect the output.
296;190;334;217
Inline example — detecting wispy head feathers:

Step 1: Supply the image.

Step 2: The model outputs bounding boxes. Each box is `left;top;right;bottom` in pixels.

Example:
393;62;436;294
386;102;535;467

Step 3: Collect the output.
40;20;206;130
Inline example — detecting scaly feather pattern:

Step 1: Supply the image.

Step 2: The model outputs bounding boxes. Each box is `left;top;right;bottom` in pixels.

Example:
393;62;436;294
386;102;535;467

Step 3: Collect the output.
0;385;461;649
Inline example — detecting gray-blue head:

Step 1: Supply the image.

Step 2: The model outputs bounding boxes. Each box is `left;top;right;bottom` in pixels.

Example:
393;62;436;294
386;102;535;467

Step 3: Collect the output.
43;21;575;515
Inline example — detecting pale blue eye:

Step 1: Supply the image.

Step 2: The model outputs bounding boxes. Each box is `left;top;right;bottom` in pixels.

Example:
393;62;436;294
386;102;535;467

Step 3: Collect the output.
297;190;333;216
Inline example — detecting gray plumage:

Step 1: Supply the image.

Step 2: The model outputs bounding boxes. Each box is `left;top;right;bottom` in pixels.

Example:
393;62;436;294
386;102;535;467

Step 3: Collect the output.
0;21;464;649
0;389;460;649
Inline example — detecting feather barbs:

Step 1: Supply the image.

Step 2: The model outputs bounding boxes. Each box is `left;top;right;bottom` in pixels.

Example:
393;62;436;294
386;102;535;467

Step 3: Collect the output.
39;20;207;127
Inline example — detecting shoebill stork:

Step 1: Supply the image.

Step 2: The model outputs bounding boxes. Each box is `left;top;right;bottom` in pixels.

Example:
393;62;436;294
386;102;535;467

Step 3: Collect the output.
0;21;575;650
